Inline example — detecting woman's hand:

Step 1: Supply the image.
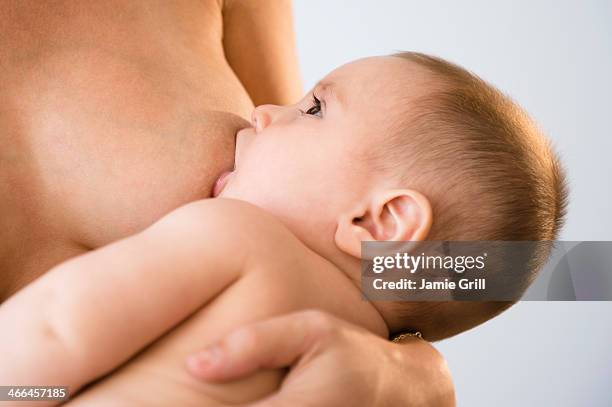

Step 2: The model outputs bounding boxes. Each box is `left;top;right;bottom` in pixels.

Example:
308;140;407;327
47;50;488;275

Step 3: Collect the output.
186;310;455;407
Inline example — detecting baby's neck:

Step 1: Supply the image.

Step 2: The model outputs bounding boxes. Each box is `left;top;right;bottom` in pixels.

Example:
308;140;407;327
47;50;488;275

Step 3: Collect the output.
309;245;390;339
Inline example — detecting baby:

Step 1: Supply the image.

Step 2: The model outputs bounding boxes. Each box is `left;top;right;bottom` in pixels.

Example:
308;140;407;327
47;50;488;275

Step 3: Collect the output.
0;52;566;405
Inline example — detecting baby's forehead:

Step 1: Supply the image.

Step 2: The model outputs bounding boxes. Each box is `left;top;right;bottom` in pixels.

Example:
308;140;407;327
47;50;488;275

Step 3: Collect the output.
325;56;437;111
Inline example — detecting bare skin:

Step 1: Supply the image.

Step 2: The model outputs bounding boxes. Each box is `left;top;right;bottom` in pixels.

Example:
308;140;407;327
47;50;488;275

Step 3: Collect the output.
0;0;302;297
0;1;455;405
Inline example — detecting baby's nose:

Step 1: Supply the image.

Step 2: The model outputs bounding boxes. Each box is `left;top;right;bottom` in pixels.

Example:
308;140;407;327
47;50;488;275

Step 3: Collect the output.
251;104;282;132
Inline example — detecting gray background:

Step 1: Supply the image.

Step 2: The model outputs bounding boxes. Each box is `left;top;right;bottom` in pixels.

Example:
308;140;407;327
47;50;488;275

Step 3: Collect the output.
292;1;612;405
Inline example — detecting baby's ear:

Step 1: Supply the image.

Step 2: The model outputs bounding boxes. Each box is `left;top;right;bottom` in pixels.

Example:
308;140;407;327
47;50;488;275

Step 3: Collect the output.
334;189;432;259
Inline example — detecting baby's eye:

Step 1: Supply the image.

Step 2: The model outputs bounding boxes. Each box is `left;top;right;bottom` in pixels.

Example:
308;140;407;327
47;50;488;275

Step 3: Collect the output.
304;94;322;117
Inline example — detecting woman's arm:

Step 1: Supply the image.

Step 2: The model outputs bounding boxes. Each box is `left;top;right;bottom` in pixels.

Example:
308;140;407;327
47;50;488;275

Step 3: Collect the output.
221;0;303;106
187;309;456;407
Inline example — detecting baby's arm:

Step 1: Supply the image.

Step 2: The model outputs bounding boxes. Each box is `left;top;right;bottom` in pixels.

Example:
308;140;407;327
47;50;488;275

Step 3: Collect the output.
221;0;303;106
0;199;267;396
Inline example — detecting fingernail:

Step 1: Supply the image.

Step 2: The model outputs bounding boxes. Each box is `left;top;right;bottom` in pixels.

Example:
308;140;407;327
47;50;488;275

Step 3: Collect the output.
187;346;223;371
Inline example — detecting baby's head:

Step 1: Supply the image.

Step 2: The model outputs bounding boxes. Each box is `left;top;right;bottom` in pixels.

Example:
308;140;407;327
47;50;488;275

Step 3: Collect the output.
218;52;567;340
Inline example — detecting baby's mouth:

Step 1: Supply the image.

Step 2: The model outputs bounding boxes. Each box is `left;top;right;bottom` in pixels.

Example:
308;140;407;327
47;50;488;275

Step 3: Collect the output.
212;170;233;197
212;126;245;197
212;128;239;197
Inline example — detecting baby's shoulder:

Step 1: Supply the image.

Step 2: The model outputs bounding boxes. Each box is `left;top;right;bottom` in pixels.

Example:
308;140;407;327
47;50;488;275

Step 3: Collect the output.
169;198;292;234
153;198;307;261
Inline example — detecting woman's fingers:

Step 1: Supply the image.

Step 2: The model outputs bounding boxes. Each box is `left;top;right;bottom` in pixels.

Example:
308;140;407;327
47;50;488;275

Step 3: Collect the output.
185;309;342;381
186;309;455;406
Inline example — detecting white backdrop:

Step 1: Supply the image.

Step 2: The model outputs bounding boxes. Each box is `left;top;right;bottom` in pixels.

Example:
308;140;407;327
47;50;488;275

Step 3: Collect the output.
292;1;612;405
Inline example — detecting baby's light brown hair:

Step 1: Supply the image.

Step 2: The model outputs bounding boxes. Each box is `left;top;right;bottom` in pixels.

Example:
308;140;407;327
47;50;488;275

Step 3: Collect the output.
377;52;568;341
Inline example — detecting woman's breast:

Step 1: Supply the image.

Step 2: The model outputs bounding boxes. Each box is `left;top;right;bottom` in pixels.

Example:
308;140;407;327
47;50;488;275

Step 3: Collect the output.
1;0;255;249
2;0;255;119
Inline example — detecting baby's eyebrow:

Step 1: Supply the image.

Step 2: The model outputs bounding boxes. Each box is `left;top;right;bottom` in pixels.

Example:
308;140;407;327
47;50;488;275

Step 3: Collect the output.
313;80;344;108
